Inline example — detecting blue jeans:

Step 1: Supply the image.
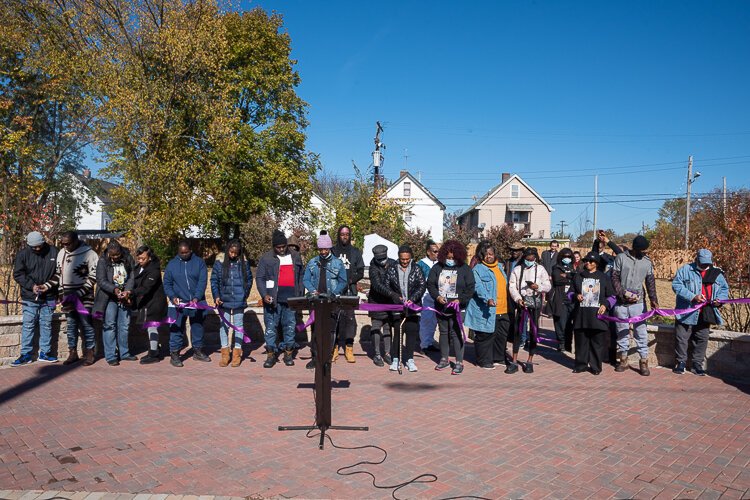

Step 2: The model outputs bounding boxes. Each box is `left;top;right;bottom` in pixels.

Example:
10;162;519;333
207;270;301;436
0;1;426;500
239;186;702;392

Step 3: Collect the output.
20;300;55;355
219;307;245;349
615;302;649;358
103;301;132;362
67;309;96;350
263;303;296;352
168;308;204;352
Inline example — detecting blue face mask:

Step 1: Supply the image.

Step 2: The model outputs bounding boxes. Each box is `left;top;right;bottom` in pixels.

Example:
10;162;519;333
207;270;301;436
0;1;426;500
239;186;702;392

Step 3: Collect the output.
445;259;456;267
524;259;535;268
562;258;572;265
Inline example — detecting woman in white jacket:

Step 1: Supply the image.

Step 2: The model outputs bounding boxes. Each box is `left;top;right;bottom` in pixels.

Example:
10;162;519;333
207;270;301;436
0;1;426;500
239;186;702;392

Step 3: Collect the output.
509;248;551;373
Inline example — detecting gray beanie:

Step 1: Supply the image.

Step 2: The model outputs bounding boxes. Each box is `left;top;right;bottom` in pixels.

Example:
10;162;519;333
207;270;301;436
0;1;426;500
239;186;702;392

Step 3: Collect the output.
26;231;45;247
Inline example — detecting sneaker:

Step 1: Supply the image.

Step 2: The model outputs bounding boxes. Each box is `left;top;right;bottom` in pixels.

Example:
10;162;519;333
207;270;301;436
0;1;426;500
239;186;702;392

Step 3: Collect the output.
423;344;440;353
11;354;34;367
504;363;518;374
451;363;464;375
523;362;534;374
305;359;315;370
673;361;686;375
120;355;138;361
170;351;184;367
373;355;384;367
107;359;120;366
405;359;418;372
389;358;400;371
192;349;211;363
37;352;58;363
691;365;707;376
383;353;393;365
140;350;161;364
480;364;496;370
435;358;450;371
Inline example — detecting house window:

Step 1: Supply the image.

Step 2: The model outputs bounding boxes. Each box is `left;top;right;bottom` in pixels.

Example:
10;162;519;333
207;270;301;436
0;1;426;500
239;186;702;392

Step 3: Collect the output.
403;181;411;197
404;213;412;223
511;184;520;199
512;212;528;223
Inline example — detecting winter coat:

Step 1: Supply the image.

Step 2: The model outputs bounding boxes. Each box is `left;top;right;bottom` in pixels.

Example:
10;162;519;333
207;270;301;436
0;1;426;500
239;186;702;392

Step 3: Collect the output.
508;263;552;309
303;255;347;296
375;261;426;319
211;253;253;310
132;260;168;323
572;269;616;331
549;263;576;317
465;263;506;334
672;263;730;326
427;261;476;314
255;249;304;304
93;251;136;315
13;244;59;302
163;253;208;304
43;243;99;311
367;257;398;319
332;241;365;296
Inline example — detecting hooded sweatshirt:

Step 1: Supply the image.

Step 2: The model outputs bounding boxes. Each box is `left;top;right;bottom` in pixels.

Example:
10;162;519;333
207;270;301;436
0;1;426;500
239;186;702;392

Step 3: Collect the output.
331;226;365;296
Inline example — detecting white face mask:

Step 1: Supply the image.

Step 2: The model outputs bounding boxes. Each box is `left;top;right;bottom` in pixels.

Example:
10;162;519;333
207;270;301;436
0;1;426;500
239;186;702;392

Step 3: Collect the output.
445;259;455;267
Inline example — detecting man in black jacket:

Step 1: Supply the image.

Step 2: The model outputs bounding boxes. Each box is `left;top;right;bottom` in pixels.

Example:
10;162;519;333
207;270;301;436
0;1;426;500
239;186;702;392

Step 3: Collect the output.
367;245;396;367
12;232;59;366
331;225;365;363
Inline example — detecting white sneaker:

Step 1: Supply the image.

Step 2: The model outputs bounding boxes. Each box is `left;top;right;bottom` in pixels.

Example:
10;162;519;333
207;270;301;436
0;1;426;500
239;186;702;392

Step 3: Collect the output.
405;359;418;372
389;358;400;371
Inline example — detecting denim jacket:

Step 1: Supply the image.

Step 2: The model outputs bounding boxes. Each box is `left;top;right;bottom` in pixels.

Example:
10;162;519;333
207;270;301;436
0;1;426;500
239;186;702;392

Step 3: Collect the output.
303;256;347;296
464;263;504;333
672;263;729;326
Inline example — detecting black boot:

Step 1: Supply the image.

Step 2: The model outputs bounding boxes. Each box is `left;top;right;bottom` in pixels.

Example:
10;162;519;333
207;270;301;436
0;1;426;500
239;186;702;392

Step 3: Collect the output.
263;351;277;368
192;348;211;362
283;350;295;366
140;350;161;364
306;357;315;369
170;351;183;367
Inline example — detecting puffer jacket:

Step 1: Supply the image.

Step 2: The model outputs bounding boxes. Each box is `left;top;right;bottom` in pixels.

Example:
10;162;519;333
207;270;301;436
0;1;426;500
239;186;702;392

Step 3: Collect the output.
367;257;398;320
211;253;253;310
375;261;426;318
672;263;730;326
13;244;59;302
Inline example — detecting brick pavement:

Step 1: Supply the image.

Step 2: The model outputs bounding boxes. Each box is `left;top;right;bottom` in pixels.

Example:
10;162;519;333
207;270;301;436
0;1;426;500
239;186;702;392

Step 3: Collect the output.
0;327;749;499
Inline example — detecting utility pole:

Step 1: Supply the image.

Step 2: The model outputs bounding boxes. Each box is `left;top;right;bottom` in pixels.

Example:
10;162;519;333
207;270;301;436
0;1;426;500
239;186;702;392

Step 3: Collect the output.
685;155;693;250
593;175;598;245
403;148;409;170
723;176;727;217
558;220;567;239
373;122;385;188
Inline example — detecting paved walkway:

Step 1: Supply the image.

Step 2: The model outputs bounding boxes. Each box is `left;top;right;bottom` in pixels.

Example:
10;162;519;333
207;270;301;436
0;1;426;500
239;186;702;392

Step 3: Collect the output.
1;329;749;499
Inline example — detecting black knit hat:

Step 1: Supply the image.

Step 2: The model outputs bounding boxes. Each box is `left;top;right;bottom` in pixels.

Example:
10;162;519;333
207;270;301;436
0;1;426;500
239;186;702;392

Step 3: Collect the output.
272;230;287;247
632;235;650;251
582;251;601;264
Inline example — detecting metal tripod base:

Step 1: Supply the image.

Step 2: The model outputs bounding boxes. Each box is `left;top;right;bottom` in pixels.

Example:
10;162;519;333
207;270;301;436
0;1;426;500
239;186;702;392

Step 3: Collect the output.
278;424;369;450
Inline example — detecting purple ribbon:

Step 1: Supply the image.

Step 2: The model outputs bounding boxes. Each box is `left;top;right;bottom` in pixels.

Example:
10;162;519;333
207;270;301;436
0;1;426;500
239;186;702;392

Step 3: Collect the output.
144;302;251;343
518;308;538;342
597;298;750;324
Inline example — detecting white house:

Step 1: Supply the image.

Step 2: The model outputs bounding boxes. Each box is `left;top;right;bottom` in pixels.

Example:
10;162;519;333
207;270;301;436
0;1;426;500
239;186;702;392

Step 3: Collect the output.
70;170;116;232
279;191;335;236
384;170;445;242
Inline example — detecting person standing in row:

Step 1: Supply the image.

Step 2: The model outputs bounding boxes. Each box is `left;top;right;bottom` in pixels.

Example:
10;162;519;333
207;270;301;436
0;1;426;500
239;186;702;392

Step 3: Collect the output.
212;239;253;368
465;243;511;371
611;235;659;376
382;245;426;372
540;240;560;277
303;231;347;369
549;248;576;353
417;240;440;352
132;245;167;364
367;244;396;367
331;225;365;363
671;249;729;376
572;252;616;375
39;231;98;366
508;247;551;373
428;240;475;375
94;241;137;366
11;231;59;366
256;231;304;368
163;240;210;367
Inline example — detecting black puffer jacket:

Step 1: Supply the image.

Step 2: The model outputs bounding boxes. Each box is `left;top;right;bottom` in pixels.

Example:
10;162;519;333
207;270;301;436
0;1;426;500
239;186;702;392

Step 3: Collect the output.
13;244;59;302
376;262;426;318
367;257;397;320
132;259;168;323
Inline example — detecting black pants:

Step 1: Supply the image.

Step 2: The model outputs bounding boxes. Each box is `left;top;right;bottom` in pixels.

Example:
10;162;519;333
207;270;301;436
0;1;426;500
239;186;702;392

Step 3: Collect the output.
336;309;357;346
574;328;608;372
438;315;464;362
390;316;419;362
674;320;711;368
310;311;339;358
474;314;511;367
513;307;539;355
553;302;575;351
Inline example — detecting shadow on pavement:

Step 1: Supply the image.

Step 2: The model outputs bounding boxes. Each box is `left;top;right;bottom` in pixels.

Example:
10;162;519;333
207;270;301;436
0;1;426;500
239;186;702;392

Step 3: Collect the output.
0;362;82;406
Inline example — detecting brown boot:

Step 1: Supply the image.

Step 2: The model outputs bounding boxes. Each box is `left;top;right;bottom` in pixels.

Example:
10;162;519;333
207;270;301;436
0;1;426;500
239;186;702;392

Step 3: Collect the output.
219;347;230;367
82;348;95;366
639;359;651;377
331;346;339;363
615;352;628;372
63;350;79;365
345;345;356;363
231;348;242;367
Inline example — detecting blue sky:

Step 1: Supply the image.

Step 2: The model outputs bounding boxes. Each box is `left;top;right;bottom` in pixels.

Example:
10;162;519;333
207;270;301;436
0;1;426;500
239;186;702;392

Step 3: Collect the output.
243;0;750;236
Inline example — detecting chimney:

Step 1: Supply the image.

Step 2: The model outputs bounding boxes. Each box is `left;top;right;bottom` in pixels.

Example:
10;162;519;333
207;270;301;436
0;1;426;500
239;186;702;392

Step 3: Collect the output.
399;170;408;178
82;168;91;179
501;172;511;183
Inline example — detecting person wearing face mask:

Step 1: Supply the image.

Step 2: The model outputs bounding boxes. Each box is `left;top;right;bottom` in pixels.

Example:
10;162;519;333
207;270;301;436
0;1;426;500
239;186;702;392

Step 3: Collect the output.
671;249;729;376
367;245;397;367
11;231;59;366
94;240;137;366
572;252;617;375
611;235;659;376
427;240;475;375
417;240;440;352
549;248;577;353
163;240;210;367
508;247;552;373
302;231;348;369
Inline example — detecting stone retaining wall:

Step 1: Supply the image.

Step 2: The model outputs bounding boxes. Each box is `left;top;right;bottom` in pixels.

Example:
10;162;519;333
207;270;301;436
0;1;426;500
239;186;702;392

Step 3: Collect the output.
1;310;748;381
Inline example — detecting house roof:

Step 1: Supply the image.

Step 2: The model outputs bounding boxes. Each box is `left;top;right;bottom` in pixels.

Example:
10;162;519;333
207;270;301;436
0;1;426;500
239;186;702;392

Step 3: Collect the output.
73;173;118;205
459;174;553;218
385;171;446;211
